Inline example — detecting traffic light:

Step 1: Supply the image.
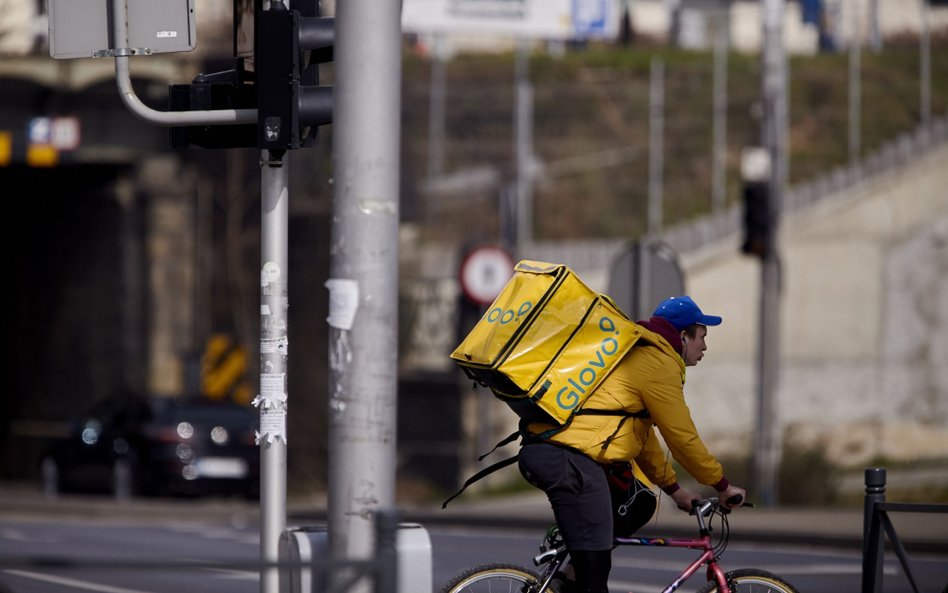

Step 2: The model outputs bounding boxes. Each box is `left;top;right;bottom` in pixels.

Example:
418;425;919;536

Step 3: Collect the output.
741;181;771;258
255;1;333;151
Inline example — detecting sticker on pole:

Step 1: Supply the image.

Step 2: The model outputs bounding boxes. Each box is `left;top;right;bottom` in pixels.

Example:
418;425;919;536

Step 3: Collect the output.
460;246;515;306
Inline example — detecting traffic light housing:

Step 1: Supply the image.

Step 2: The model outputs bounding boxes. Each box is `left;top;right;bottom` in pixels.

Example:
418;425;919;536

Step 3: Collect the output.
255;1;333;151
741;181;771;258
169;64;257;149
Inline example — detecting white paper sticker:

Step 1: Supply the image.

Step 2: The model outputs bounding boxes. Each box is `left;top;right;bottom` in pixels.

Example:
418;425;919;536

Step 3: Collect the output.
252;373;287;445
261;337;287;355
261;261;281;287
325;279;359;330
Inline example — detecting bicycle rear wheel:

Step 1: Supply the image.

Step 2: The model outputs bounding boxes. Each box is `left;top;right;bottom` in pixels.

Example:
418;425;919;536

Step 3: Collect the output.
440;562;559;593
696;568;801;593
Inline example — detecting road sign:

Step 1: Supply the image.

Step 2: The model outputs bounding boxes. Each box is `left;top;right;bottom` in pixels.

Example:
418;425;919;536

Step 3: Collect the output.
402;0;620;41
460;245;514;306
48;0;197;59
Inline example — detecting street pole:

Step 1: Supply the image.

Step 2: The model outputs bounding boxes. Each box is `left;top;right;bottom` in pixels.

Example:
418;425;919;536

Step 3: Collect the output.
327;2;401;593
514;39;533;254
754;0;786;508
711;20;728;214
869;0;881;52
920;0;931;130
648;55;664;234
258;148;289;593
428;33;447;180
849;2;861;164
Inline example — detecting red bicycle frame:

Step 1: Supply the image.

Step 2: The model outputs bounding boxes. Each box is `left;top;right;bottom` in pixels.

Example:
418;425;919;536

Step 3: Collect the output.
614;531;730;593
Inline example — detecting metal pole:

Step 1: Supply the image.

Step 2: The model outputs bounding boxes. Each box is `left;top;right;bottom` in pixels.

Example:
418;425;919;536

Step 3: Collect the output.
849;3;861;164
753;0;786;508
869;0;881;52
514;40;533;254
861;468;887;593
711;20;728;213
427;34;447;180
374;511;400;593
328;2;401;593
258;148;289;593
110;0;256;127
920;0;931;130
648;55;664;234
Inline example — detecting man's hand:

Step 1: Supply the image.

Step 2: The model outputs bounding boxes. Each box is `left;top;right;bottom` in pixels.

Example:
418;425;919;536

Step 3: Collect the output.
670;487;701;512
719;484;747;509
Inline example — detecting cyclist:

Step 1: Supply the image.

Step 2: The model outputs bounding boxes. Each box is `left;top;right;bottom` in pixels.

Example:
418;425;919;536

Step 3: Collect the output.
518;295;747;593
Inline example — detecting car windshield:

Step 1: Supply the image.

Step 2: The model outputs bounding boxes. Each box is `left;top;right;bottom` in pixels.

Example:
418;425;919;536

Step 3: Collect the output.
153;400;254;427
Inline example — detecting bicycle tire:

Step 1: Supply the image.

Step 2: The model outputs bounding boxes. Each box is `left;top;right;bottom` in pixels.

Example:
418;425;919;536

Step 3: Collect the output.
439;563;560;593
695;568;801;593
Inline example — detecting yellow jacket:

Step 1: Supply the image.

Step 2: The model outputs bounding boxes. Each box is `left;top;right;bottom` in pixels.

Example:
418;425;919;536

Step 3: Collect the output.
524;326;725;491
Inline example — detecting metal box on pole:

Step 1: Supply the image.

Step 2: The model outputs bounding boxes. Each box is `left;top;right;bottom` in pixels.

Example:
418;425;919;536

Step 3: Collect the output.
278;523;433;593
48;0;197;59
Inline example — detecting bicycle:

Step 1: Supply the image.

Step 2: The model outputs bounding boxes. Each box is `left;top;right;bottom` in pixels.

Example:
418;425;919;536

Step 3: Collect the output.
439;497;801;593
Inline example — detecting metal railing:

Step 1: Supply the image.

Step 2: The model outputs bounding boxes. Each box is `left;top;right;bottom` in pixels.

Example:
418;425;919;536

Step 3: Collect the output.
862;467;948;593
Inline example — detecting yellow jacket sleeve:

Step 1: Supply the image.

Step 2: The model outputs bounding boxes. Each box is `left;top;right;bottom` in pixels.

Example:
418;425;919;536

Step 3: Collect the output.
641;351;724;487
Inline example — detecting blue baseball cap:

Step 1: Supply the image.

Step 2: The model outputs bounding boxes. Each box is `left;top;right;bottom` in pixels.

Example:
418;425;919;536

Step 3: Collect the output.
652;296;722;331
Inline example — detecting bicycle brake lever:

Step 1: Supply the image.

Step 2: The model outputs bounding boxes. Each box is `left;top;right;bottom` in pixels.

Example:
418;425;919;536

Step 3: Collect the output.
690;499;714;517
533;546;564;567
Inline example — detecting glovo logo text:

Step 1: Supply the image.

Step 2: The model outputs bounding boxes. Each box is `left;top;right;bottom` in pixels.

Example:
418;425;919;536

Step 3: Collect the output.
485;300;533;325
555;316;621;411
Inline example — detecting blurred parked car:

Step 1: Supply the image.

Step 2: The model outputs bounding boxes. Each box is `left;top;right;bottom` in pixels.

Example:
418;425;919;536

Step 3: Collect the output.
39;394;260;500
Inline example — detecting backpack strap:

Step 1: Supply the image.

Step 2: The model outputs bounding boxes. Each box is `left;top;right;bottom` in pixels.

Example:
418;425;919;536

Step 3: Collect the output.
441;409;650;509
441;452;520;509
576;408;650;451
477;429;520;461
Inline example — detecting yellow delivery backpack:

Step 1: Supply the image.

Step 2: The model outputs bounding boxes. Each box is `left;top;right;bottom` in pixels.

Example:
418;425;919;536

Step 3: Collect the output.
451;260;645;426
444;261;648;507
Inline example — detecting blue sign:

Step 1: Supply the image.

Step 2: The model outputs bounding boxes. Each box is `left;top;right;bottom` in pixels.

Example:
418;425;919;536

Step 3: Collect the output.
572;0;609;38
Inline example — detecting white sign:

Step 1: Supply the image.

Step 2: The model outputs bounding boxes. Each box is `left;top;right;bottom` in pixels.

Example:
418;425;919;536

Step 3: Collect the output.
460;245;514;306
51;117;81;150
402;0;620;40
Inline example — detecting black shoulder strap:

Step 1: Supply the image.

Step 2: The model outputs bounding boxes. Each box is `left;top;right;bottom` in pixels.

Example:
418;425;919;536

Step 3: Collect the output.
441;453;520;509
441;409;650;508
477;430;520;461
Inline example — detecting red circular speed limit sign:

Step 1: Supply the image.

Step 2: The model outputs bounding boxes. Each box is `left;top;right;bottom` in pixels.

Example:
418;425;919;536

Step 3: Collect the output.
460;246;515;306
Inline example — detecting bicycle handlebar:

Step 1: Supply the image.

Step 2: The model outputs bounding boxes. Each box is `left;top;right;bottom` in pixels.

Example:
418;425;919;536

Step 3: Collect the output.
689;496;755;517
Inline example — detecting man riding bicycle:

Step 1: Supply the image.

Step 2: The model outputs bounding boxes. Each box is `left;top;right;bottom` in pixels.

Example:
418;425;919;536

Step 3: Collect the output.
518;295;747;593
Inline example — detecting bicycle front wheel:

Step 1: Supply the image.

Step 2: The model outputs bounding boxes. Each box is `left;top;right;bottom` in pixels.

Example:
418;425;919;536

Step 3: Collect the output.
696;568;801;593
440;563;559;593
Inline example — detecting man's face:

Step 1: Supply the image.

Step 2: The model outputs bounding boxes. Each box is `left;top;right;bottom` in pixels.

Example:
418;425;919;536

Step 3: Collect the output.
681;324;709;367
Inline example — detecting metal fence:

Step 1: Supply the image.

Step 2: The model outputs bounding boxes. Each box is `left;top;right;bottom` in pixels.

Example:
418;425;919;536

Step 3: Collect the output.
862;468;948;593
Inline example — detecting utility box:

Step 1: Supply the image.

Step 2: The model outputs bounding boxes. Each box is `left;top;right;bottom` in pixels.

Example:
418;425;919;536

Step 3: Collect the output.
279;523;432;593
48;0;197;59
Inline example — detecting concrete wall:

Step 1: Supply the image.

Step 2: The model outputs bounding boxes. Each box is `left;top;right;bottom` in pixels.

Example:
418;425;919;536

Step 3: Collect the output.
401;128;948;473
683;139;948;465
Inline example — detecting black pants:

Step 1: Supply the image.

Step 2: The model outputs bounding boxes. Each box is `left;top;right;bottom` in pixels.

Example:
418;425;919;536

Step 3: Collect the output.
518;442;613;592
